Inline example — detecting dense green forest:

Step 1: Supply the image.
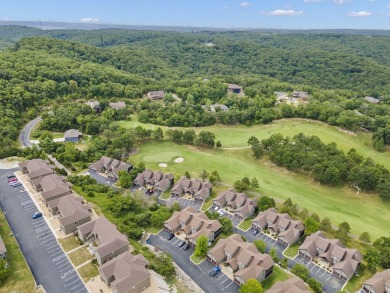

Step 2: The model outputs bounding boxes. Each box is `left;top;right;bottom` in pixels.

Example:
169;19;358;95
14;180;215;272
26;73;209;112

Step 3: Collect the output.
0;26;390;158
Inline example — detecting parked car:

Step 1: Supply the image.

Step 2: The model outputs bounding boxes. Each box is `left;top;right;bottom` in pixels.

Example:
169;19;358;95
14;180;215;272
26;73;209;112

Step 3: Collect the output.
32;212;43;219
12;182;22;187
253;229;259;235
167;233;175;240
8;180;18;186
209;266;221;277
183;243;191;250
178;240;186;247
8;178;18;183
7;174;16;179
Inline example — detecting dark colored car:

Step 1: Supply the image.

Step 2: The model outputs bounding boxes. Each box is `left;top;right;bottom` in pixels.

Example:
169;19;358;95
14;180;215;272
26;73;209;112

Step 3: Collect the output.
32;212;43;219
7;174;16;179
183;243;191;250
178;240;186;247
167;233;175;240
253;229;259;235
209;266;221;277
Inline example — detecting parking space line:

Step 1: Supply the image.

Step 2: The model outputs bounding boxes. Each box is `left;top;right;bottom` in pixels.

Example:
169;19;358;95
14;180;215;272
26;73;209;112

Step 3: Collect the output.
65;273;78;282
72;284;86;293
217;274;225;281
47;247;61;253
45;243;58;249
225;281;234;289
56;261;70;268
50;251;64;257
42;237;56;244
65;278;81;287
59;266;73;273
36;226;49;233
221;277;231;285
326;274;332;281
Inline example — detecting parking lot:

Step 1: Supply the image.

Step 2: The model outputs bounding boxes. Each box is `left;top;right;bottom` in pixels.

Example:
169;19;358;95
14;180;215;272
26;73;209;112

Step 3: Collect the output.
208;206;243;227
293;255;345;293
234;227;287;259
148;230;239;293
0;168;87;293
167;196;203;210
87;170;116;187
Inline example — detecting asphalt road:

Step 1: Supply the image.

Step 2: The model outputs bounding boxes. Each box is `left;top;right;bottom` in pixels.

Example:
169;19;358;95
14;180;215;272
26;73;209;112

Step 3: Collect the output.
148;230;240;293
0;168;87;293
19;116;41;147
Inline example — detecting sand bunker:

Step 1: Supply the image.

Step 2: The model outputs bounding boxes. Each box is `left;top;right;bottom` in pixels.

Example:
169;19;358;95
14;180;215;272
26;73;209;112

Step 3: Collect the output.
159;163;168;168
174;157;184;163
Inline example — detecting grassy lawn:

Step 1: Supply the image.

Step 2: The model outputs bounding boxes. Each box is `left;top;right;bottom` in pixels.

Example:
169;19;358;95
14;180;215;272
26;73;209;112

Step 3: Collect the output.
77;261;99;283
119;117;390;170
58;236;81;252
238;217;253;231
284;238;305;259
68;247;93;267
342;264;373;293
131;141;390;240
145;226;162;234
0;211;36;293
160;191;171;200
261;265;291;291
190;254;205;265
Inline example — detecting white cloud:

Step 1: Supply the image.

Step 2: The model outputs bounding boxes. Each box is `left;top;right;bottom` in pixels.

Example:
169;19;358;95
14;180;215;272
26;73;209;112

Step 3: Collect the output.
303;0;322;2
347;11;373;16
79;17;100;23
266;9;304;16
334;0;350;4
224;6;229;9
240;2;250;7
387;3;390;8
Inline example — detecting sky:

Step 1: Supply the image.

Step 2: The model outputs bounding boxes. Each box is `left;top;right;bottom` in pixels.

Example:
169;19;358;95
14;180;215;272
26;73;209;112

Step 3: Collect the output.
1;0;390;30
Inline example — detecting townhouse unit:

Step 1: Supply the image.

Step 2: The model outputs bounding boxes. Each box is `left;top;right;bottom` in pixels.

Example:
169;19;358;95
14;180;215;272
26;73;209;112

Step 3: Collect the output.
89;156;133;181
361;269;390;293
19;159;55;183
164;207;222;246
99;251;150;293
133;169;174;194
170;177;212;202
264;276;311;293
213;189;257;220
207;234;274;285
77;216;129;265
251;208;305;246
298;232;363;281
31;174;73;205
48;194;92;235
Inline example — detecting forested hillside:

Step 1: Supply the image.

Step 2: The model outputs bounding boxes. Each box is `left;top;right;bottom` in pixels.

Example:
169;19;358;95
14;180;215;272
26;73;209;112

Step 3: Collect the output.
0;26;390;159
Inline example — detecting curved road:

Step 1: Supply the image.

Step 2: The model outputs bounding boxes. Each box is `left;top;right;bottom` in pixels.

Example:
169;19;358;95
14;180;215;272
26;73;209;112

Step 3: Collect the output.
19;117;71;174
19;116;42;147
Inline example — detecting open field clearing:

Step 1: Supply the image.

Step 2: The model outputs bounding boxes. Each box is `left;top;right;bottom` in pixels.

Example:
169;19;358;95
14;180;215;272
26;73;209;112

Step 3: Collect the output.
131;141;390;240
119;118;390;170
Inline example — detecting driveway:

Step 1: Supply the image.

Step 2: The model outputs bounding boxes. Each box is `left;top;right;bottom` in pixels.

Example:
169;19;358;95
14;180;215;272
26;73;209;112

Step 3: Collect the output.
235;227;287;259
148;230;239;293
167;196;203;210
19;116;42;147
87;170;116;187
208;206;242;227
292;255;345;293
0;168;87;293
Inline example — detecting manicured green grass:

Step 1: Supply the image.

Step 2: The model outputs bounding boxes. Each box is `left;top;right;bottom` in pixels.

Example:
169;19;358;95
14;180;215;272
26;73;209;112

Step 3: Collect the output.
190;254;205;265
160;191;171;200
146;226;162;234
261;265;291;291
284;238;305;259
68;247;93;267
77;261;99;283
58;236;82;252
0;211;36;293
131;141;390;240
238;218;253;231
119;117;390;170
